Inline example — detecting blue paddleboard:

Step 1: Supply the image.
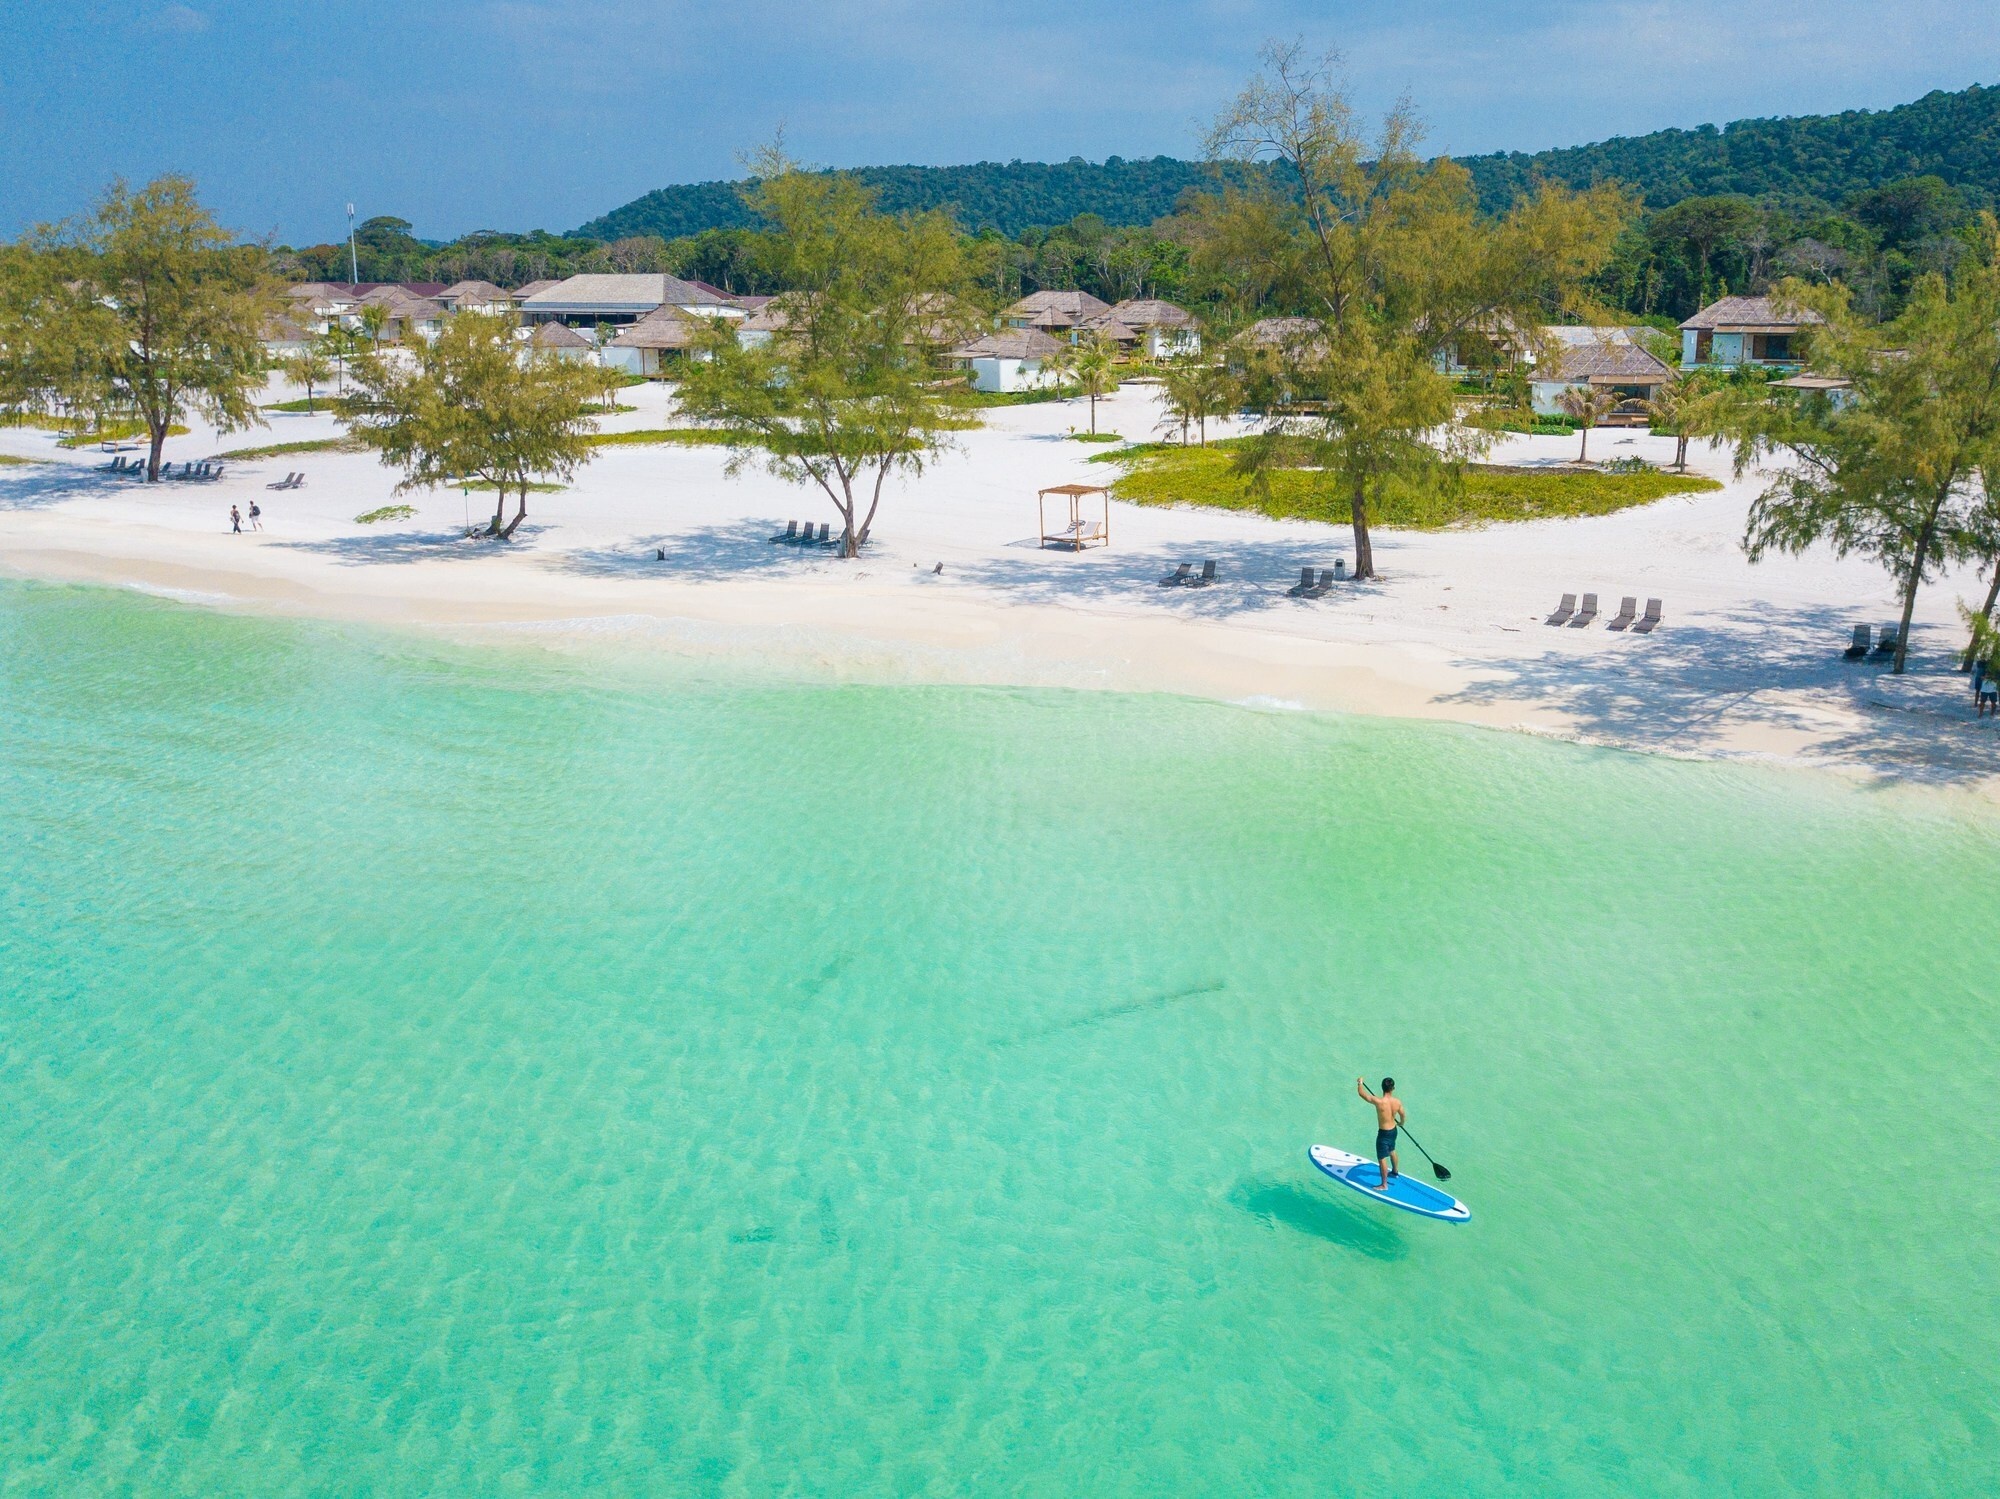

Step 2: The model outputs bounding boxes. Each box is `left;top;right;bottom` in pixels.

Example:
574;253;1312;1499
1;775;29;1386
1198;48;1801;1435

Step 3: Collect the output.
1309;1144;1470;1223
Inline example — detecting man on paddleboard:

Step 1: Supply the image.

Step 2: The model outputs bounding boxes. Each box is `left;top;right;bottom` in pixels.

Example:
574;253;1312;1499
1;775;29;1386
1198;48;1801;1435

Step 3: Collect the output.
1357;1077;1404;1188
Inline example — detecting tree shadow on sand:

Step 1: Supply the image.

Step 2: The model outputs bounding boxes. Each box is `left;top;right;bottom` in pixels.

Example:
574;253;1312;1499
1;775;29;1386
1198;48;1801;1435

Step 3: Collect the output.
1231;1176;1409;1261
0;461;168;511
553;519;884;583
1439;598;2000;785
275;524;552;565
944;528;1405;622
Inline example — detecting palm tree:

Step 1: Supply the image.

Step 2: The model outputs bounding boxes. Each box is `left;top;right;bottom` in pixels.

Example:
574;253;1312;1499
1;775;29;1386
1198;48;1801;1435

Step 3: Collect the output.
1557;385;1618;462
1155;358;1201;444
280;347;331;413
1643;369;1709;472
1070;333;1119;435
357;302;390;352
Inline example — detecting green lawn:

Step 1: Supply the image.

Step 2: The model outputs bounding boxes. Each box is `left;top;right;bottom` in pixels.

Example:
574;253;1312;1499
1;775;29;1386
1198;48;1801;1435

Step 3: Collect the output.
1092;439;1720;528
589;427;742;448
218;437;364;459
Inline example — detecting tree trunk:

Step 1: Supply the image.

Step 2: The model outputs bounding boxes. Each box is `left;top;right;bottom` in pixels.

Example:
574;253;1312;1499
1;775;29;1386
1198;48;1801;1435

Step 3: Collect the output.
146;420;168;483
1675;433;1689;472
1088;387;1097;435
1893;490;1951;674
1963;559;2000;669
485;481;508;536
1350;473;1375;580
1576;423;1589;464
498;487;529;541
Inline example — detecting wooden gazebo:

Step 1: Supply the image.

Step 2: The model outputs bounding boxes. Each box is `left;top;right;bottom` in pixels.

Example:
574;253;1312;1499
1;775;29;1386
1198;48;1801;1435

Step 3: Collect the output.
1038;483;1111;550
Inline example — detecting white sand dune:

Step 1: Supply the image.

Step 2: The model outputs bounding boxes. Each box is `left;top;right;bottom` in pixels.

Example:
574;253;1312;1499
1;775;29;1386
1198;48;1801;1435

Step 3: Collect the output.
4;377;1997;797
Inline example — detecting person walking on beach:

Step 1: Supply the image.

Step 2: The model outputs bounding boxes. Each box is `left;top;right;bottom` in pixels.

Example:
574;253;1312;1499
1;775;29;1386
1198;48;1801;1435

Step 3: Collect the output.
1358;1076;1405;1188
229;505;242;534
248;500;262;531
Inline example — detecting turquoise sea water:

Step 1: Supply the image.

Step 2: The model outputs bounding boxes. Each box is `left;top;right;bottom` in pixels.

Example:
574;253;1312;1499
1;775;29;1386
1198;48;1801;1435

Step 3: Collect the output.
2;578;1997;1496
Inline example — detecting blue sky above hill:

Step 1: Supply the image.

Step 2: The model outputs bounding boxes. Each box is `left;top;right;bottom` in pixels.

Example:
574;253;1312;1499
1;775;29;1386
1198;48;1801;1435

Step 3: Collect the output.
2;0;1997;243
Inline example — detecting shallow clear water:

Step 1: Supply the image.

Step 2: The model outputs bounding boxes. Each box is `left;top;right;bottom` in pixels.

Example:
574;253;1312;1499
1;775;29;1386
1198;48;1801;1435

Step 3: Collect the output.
2;579;1997;1496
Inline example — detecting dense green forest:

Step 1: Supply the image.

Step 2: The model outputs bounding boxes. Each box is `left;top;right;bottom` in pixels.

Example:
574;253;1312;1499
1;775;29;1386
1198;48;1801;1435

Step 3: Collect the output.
277;81;2000;322
576;156;1272;241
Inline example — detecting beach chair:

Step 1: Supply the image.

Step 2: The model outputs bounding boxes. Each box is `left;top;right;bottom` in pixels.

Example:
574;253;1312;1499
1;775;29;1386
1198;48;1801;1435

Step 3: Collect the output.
1605;596;1638;631
1187;560;1218;588
1632;598;1664;634
1545;592;1575;626
1873;625;1899;656
1844;624;1871;660
106;455;124;472
1569;592;1599;627
1159;562;1191;587
769;520;797;543
1313;568;1337;596
812;522;829;544
1287;566;1316;598
267;471;293;490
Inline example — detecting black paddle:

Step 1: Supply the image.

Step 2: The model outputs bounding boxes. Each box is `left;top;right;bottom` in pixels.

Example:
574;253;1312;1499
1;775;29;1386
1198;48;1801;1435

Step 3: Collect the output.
1397;1126;1451;1182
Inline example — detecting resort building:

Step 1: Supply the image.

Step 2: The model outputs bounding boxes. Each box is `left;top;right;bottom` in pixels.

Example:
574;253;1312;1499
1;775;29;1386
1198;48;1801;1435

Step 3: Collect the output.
518;273;737;330
1001;290;1113;339
436;280;515;314
1528;329;1673;417
735;300;792;351
260;314;315;356
1237;317;1326;355
525;321;597;363
602;306;713;375
948;327;1066;393
1104;298;1200;357
510;279;561;303
355;285;448;343
1679;295;1819;370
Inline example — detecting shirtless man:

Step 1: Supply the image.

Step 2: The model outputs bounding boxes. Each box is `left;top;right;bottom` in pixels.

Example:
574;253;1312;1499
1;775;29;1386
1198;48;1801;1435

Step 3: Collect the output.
1357;1077;1404;1188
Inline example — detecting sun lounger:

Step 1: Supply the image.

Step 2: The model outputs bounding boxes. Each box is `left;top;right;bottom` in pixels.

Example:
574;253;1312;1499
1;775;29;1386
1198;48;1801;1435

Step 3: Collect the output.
770;520;797;543
1545;592;1575;626
1569;592;1599;627
1314;568;1338;596
1187;560;1218;588
1844;624;1871;660
1287;566;1316;598
1159;562;1191;587
1631;598;1664;634
267;471;294;490
1873;625;1899;656
1605;596;1637;631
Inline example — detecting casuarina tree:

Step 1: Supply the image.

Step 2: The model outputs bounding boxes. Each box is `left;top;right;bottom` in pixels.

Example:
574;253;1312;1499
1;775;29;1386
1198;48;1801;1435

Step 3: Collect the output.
1714;224;2000;673
345;311;601;540
675;148;972;558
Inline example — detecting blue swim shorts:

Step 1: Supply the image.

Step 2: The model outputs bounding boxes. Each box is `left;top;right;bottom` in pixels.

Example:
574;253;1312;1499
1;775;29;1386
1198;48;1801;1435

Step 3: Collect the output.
1376;1128;1398;1158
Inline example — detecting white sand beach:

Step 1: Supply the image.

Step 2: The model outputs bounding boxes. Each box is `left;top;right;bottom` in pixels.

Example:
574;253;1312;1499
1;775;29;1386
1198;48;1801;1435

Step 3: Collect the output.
4;378;1998;795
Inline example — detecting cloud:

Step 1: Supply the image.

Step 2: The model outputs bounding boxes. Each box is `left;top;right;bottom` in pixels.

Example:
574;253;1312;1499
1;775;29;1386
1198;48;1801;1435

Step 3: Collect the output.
146;4;212;34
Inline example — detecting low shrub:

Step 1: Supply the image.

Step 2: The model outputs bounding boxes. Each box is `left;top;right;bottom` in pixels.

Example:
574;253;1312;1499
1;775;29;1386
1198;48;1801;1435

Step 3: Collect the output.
355;504;417;525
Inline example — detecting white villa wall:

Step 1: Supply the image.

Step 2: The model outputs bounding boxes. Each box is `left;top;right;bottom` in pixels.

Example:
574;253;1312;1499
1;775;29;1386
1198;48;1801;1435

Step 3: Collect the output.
968;355;1058;393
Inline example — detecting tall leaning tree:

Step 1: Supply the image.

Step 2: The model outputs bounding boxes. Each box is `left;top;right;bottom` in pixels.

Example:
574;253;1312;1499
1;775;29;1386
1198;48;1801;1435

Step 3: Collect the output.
6;177;273;480
345;311;601;539
1714;222;2000;674
676;149;971;558
1195;42;1629;578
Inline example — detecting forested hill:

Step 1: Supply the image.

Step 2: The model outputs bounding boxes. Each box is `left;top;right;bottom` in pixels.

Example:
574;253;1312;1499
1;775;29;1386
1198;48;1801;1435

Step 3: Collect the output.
576;82;2000;239
1459;84;2000;213
576;157;1266;240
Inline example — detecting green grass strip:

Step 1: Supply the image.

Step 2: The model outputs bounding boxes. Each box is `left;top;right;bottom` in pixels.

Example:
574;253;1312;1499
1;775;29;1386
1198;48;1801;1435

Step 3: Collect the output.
1096;441;1720;528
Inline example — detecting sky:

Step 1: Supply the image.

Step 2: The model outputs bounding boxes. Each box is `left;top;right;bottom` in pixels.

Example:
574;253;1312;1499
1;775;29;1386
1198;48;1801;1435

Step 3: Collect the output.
2;0;1997;245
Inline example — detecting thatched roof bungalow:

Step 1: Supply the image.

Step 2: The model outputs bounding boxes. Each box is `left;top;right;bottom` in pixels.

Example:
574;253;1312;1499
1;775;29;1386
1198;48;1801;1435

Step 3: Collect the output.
948;326;1066;393
1679;295;1821;370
